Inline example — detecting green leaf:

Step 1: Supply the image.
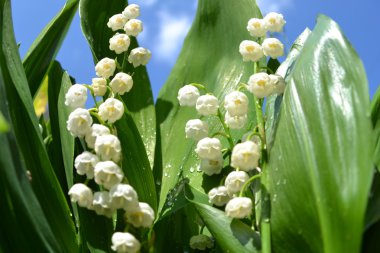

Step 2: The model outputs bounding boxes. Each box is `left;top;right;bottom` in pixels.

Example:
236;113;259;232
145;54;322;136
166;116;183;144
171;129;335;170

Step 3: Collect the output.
267;15;373;253
193;202;261;253
365;171;380;230
79;0;156;167
371;86;380;171
23;0;79;97
156;0;261;216
265;28;311;152
0;1;78;252
0;111;8;132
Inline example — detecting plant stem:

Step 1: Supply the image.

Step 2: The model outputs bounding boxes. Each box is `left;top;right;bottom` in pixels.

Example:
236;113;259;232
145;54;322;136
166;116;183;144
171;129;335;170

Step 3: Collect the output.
217;109;234;149
239;174;261;197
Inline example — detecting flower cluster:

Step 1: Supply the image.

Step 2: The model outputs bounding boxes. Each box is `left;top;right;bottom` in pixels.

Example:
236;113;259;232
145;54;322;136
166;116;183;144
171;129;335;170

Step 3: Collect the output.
66;3;154;253
177;13;287;248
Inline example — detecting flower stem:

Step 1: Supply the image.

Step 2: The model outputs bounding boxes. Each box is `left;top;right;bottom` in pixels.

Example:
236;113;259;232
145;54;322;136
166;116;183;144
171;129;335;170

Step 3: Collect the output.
239;174;261;197
217;109;234;149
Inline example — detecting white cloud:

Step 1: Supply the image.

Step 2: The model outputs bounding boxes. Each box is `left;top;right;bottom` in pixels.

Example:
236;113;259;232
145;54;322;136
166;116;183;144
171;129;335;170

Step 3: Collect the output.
132;0;157;7
154;10;192;63
256;0;294;14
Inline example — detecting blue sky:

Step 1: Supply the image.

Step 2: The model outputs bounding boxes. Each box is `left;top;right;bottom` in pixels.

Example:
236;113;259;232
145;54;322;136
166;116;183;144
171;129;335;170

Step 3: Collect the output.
12;0;380;98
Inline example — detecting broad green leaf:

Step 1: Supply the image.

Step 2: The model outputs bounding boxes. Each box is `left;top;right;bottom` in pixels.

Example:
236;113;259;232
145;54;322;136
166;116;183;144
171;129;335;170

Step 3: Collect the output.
47;62;75;195
371;86;380;171
115;109;157;211
33;77;48;117
267;15;373;253
79;0;156;167
365;171;380;230
0;111;8;132
0;1;78;252
193;202;261;253
23;0;79;97
156;0;261;216
265;28;311;152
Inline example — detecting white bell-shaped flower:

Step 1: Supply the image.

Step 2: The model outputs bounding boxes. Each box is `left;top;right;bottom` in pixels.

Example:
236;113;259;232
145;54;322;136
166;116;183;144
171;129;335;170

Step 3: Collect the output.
111;232;141;253
195;137;222;160
122;4;140;20
95;58;116;79
224;91;248;116
225;197;252;219
231;141;260;171
91;78;107;97
74;151;99;179
264;12;286;33
225;170;249;195
107;14;127;31
177;85;200;107
94;161;124;190
110;72;133;95
109;33;131;54
225;112;247;130
208;186;230;206
124;19;143;37
67;108;93;137
126;202;155;228
269;74;285;95
196;94;219;116
185;119;208;141
247;18;266;37
109;184;139;211
98;98;124;123
247;72;271;98
262;38;284;59
65;84;87;110
239;40;264;62
68;183;93;209
85;124;111;149
189;235;214;250
95;134;122;162
92;191;115;218
128;47;151;67
200;154;224;176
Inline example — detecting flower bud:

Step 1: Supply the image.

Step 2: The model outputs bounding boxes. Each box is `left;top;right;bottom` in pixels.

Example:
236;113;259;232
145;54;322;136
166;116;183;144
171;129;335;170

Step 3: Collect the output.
195;137;222;160
128;47;151;67
68;183;93;209
225;112;247;130
124;19;143;37
74;151;99;179
85;123;111;149
224;91;248;116
64;84;87;110
110;72;133;95
189;235;214;250
247;72;271;98
177;85;200;107
122;4;140;20
200;154;224;176
264;12;286;33
109;184;139;211
231;141;260;171
67;108;93;137
111;232;141;253
95;58;116;79
208;186;230;206
225;171;249;195
94;161;124;190
196;94;219;116
185;119;208;141
239;40;264;62
109;33;131;54
262;38;284;59
107;14;127;31
247;18;266;37
95;134;122;162
225;197;252;219
98;98;124;123
91;78;107;97
269;74;285;95
126;202;155;228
